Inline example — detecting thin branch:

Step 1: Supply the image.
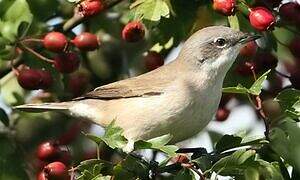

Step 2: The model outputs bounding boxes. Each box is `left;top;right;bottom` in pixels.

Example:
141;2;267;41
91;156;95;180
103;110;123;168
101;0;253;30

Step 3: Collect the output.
275;70;290;79
18;43;54;64
176;147;206;154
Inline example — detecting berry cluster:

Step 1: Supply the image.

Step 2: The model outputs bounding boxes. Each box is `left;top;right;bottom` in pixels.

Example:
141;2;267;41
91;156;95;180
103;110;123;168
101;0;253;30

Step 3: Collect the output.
36;142;70;180
16;32;98;92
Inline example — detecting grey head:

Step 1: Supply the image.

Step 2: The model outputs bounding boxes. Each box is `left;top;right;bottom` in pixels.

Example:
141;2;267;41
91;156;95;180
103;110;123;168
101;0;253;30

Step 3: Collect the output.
178;26;258;74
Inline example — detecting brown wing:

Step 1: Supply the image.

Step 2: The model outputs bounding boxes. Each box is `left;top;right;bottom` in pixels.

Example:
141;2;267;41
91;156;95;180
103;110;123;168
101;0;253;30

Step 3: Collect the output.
75;61;178;100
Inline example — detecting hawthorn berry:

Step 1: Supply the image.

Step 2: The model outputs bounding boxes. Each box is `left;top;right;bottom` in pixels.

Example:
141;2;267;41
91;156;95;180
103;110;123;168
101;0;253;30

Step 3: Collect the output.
68;73;89;97
54;52;80;73
249;7;275;31
38;70;53;89
289;37;300;58
216;107;230;121
43;32;68;52
239;41;258;57
72;32;100;51
17;69;53;90
122;21;145;42
44;162;68;180
279;2;300;24
37;141;61;162
78;0;104;17
37;171;47;180
144;51;164;71
213;0;235;16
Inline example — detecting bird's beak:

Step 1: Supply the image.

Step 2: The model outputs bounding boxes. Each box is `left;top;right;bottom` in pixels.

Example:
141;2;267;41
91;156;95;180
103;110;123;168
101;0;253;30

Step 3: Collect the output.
238;34;261;44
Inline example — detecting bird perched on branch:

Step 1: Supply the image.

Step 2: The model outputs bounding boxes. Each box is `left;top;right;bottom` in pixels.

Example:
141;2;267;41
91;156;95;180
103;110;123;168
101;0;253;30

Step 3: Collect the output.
14;26;259;152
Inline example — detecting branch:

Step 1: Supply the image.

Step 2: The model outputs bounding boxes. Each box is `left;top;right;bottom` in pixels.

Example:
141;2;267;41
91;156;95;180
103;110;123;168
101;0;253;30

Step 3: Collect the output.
63;0;125;32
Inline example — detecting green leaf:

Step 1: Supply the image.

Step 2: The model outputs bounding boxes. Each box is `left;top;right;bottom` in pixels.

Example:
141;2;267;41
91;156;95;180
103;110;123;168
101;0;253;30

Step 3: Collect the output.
174;168;195;180
85;120;128;149
130;0;170;22
0;108;9;127
215;135;242;152
222;84;249;94
223;70;271;96
209;149;255;175
134;134;178;156
276;88;300;118
249;70;271;95
0;0;33;42
113;155;149;180
228;15;240;30
192;155;213;172
245;167;260;180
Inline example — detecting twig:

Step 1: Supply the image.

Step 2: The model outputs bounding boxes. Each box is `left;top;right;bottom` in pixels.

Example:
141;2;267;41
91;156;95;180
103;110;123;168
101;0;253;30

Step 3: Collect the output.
249;66;270;139
18;43;54;64
275;70;290;79
176;147;206;154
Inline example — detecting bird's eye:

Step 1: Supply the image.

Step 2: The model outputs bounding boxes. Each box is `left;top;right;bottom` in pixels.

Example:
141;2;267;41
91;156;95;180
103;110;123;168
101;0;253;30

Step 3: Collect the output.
214;38;227;48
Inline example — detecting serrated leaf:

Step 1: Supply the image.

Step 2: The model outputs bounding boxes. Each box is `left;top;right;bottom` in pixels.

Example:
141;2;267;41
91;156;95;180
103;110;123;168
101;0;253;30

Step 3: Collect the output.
0;108;9;127
249;70;271;95
134;134;178;156
215;135;242;152
85;120;128;149
130;0;170;22
223;70;270;96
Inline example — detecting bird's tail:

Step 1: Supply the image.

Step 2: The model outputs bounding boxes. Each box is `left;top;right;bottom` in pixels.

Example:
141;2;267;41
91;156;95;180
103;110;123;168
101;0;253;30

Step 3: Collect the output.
13;102;73;112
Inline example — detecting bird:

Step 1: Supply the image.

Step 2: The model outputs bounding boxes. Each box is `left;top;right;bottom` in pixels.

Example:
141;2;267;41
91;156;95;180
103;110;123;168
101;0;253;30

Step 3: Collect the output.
14;26;259;152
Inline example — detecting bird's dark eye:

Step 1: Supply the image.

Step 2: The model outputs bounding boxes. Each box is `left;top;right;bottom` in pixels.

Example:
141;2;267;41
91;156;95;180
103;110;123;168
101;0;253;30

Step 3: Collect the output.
214;38;227;48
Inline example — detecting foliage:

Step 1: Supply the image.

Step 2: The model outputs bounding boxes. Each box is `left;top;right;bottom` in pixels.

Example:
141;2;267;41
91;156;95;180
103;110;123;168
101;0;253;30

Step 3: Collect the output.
0;0;299;179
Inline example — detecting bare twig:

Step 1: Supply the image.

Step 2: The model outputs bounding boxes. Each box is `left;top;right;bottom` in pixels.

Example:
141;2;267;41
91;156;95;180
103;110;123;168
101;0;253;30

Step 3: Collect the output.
18;43;54;64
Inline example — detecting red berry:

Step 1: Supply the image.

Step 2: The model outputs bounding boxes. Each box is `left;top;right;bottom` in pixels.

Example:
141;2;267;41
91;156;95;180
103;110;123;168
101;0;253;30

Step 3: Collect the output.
144;51;164;71
37;141;61;162
213;0;236;16
255;52;278;71
215;108;230;121
18;69;43;90
78;0;104;17
44;162;68;180
290;71;300;89
37;171;47;180
279;2;300;24
68;73;89;97
239;41;258;57
72;32;100;51
54;52;80;73
249;7;275;31
289;37;300;58
43;32;67;52
38;70;53;89
17;69;53;90
122;21;145;42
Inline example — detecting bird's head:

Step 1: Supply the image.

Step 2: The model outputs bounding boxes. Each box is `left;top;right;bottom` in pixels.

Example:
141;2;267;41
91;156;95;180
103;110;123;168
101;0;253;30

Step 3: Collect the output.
178;26;260;76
